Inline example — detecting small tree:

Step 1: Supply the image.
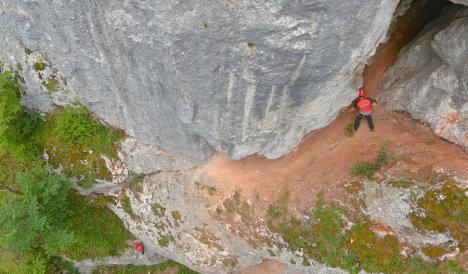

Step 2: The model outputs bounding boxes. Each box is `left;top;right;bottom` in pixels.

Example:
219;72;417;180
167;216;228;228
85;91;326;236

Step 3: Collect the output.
0;171;75;255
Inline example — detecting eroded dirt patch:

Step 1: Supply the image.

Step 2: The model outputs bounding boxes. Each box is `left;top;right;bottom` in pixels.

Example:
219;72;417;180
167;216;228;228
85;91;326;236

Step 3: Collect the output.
196;110;467;215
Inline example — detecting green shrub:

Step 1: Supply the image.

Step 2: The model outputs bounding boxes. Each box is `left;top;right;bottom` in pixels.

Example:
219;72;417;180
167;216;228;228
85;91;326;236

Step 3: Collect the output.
267;204;287;220
34;104;123;187
0;71;43;185
62;192;133;260
349;162;377;178
21;255;47;274
0;70;131;267
55;105;99;147
0;171;75;256
375;143;390;168
53;105;123;156
349;144;393;178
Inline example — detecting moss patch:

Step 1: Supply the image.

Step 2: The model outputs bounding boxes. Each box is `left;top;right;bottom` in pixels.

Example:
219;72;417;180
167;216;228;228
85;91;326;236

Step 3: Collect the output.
152;203;166;217
388;179;415;189
422;244;456;260
33;61;46;71
216;191;278;251
120;194;135;218
410;180;467;251
171;211;182;227
92;195;116;208
267;192;465;273
194;225;224;251
129;175;144;194
157;235;175;248
46;78;59;94
194;181;216;196
222;256;239;268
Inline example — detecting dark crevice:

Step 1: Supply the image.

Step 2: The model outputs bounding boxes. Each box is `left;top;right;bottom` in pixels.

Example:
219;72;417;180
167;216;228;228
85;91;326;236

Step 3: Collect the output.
362;0;455;98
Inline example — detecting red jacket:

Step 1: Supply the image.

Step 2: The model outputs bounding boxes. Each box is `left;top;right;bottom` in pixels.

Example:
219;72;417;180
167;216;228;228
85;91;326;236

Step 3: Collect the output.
134;243;144;252
353;97;376;113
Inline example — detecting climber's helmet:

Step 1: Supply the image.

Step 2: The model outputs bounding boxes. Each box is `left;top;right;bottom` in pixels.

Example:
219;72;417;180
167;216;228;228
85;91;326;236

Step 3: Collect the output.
359;87;365;97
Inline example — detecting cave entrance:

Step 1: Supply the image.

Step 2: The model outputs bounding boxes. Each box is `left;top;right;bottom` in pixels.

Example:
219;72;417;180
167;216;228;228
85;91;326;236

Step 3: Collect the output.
362;0;455;98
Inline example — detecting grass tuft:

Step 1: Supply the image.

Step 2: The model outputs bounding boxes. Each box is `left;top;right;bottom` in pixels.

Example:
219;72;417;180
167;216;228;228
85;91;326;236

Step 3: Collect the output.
375;143;391;168
349;143;393;178
344;123;355;137
349;162;377;178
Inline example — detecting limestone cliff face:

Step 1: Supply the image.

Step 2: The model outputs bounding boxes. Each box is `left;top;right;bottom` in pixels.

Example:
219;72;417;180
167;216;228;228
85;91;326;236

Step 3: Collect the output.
1;1;468;274
0;0;400;164
380;7;468;149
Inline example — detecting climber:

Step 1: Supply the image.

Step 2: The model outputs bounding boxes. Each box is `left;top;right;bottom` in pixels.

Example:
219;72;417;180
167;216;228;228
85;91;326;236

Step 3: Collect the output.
133;242;145;255
352;87;377;132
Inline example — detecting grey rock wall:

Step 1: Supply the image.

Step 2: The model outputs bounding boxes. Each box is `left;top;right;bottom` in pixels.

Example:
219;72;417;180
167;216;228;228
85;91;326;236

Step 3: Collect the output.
380;7;468;149
0;0;399;164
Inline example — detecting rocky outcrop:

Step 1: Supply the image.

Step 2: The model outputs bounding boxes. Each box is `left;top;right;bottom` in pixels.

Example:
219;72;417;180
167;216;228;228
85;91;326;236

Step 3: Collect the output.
380;7;468;149
0;0;400;164
107;171;348;274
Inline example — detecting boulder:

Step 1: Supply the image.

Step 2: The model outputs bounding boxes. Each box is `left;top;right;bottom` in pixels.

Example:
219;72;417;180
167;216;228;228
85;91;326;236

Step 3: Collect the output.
380;7;468;149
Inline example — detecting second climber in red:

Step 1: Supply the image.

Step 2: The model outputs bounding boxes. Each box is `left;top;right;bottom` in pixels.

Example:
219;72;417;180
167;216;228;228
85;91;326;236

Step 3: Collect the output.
352;87;377;132
133;242;145;255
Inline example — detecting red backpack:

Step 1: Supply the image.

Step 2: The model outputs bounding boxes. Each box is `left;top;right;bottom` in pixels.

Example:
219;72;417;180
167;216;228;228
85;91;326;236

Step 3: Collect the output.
357;98;372;112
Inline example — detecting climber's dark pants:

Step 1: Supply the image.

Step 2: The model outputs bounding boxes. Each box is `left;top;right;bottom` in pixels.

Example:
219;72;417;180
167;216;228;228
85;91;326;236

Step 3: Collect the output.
354;113;374;131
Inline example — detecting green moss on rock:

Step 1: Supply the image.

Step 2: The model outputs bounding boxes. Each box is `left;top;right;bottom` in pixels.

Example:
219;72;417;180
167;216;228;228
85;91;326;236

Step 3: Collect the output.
33;61;46;71
35;105;124;188
46;78;59;94
410;180;467;251
152;203;166;217
267;191;465;273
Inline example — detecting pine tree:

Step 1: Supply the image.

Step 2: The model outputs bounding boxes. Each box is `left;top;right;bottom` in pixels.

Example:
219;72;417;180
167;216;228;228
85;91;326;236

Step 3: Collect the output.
0;171;75;255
